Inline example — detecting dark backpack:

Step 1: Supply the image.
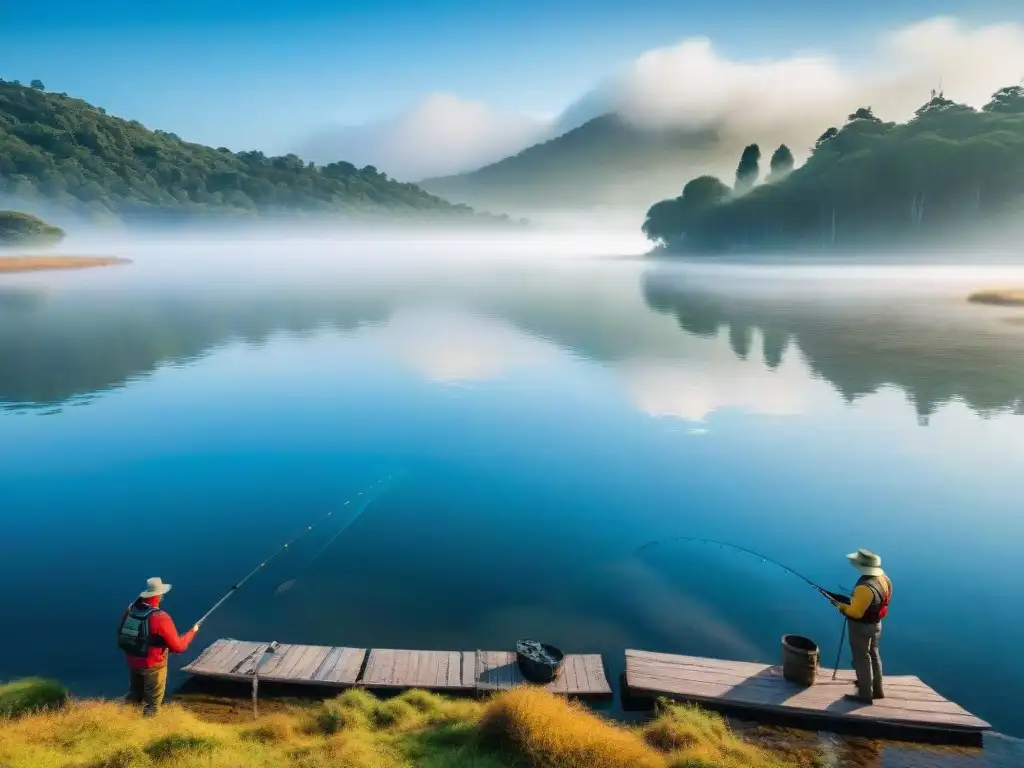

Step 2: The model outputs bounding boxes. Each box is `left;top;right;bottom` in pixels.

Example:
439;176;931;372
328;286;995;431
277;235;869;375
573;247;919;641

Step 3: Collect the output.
117;602;159;656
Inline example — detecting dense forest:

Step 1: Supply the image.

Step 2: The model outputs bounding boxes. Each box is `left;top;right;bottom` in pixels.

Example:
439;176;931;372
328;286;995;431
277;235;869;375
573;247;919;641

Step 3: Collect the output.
0;79;505;224
642;84;1024;253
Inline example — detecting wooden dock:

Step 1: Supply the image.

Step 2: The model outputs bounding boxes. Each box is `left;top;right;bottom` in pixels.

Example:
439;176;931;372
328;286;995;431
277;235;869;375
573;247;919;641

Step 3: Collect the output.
183;639;611;697
362;649;476;691
624;650;990;744
476;651;610;696
183;640;366;686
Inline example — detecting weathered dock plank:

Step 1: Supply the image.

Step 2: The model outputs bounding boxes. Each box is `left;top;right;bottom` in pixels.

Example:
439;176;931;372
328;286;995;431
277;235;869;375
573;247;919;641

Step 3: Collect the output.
184;640;611;697
183;641;366;687
476;651;611;697
362;649;476;691
181;639;269;680
624;650;990;741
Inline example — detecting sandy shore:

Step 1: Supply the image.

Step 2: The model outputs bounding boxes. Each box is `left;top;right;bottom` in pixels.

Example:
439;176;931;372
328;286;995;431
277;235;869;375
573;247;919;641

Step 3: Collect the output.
0;256;131;274
968;288;1024;307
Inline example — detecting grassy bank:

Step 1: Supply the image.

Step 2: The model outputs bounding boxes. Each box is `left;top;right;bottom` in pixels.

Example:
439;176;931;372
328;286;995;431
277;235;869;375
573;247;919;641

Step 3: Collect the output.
0;256;130;274
0;679;810;768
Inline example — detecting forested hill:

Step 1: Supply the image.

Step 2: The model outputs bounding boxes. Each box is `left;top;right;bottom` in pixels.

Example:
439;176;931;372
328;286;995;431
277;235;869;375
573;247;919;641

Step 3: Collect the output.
0;79;504;224
642;85;1024;254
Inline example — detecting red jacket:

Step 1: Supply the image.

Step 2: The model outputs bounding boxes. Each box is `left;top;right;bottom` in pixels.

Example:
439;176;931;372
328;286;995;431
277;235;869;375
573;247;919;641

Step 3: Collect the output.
123;596;196;670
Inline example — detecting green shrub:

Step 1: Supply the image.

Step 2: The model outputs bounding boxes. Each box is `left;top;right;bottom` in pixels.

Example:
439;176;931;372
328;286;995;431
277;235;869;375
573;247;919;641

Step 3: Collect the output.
0;678;68;717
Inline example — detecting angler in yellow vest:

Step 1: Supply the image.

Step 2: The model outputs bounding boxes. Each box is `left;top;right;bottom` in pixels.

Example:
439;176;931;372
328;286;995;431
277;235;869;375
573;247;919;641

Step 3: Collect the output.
829;549;892;705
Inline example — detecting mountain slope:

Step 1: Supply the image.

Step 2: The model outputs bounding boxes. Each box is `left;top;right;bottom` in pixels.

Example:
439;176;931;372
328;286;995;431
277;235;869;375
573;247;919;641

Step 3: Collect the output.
0;79;497;223
419;113;733;214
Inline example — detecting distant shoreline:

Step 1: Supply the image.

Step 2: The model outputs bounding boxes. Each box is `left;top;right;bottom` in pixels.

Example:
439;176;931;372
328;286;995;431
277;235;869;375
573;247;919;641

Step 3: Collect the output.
968;288;1024;307
0;256;131;274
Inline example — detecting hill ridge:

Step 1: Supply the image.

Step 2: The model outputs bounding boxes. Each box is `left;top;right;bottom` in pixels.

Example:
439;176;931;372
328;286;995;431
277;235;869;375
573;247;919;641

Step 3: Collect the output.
0;79;505;224
419;112;726;213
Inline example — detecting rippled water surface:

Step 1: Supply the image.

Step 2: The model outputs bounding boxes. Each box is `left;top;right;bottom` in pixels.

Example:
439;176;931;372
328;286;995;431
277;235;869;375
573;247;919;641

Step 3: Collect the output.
2;246;1023;766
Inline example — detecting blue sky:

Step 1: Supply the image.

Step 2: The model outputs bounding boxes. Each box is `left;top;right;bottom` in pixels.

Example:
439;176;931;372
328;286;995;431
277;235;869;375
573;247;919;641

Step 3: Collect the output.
1;0;1021;153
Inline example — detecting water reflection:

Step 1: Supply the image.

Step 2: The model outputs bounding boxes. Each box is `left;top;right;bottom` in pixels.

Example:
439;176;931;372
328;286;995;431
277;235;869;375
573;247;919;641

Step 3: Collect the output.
640;266;1024;422
2;261;1023;422
368;309;560;384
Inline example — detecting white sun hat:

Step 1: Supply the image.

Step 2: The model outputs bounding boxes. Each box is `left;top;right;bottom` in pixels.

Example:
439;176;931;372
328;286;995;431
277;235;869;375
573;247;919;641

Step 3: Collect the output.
139;577;172;598
846;549;884;577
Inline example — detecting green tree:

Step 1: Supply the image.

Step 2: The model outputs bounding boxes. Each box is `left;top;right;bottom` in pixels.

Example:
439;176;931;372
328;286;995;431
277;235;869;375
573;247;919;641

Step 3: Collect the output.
734;144;761;194
815;127;839;150
846;107;881;123
642;175;731;247
682;175;731;208
914;90;957;117
29;80;45;91
983;84;1024;114
767;145;795;182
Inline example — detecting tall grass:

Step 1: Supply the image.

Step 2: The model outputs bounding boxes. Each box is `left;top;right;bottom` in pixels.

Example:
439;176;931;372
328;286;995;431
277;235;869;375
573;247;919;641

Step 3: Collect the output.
642;701;806;768
0;679;802;768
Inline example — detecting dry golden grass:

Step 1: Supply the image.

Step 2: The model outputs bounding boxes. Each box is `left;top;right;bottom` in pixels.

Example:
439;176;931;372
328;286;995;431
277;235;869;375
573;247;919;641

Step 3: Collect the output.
0;686;495;768
644;702;803;768
968;288;1024;307
481;686;664;768
0;680;800;768
0;256;130;273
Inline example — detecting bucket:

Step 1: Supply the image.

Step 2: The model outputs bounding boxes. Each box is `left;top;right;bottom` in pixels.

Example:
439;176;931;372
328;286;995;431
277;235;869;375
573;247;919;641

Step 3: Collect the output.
516;639;565;683
781;634;819;686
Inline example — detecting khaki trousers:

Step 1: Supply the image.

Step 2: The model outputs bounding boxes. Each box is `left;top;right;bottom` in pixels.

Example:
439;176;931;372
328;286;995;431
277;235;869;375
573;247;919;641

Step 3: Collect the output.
128;665;168;717
848;620;883;699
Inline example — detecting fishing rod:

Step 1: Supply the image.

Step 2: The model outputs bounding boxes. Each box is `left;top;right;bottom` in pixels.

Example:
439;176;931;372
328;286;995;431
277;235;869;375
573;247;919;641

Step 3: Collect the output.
633;536;846;604
274;472;403;595
193;473;397;626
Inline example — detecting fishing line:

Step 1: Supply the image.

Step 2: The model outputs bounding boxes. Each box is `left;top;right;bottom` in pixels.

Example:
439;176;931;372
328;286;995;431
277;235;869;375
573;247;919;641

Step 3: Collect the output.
632;536;845;604
193;472;399;626
273;472;403;595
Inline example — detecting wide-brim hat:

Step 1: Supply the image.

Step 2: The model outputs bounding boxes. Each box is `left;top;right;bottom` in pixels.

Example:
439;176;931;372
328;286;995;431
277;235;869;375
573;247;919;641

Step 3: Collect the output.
140;577;172;598
846;549;883;576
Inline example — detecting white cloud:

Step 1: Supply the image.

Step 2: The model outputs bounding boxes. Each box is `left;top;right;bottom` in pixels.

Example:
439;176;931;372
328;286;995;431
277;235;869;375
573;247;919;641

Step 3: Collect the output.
294;93;553;181
293;17;1024;181
608;39;847;134
601;17;1024;155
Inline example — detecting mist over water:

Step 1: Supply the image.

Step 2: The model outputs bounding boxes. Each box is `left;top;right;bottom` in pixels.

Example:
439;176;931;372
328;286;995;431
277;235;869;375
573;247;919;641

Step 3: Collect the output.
46;224;653;268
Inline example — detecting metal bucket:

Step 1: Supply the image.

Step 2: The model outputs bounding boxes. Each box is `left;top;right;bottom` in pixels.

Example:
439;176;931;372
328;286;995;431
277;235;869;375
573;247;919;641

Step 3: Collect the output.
781;634;819;686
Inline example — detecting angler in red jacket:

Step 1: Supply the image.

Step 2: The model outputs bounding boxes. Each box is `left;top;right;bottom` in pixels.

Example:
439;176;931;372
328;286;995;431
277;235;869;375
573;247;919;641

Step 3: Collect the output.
117;577;200;716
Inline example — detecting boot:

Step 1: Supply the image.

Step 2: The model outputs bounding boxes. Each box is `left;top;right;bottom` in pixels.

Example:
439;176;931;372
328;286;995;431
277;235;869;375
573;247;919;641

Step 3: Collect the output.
853;680;885;699
843;693;873;706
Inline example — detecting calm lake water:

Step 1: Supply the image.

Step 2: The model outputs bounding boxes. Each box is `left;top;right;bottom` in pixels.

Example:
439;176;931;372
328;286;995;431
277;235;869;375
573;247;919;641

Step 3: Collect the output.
2;243;1023;756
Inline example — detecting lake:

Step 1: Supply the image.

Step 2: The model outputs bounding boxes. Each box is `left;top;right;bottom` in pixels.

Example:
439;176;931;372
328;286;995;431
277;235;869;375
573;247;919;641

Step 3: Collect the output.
1;242;1023;752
